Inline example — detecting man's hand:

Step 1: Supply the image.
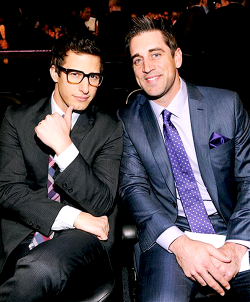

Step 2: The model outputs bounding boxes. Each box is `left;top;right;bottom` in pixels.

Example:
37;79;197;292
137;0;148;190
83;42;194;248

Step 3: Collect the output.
211;242;248;281
35;106;73;155
74;212;109;240
169;235;231;296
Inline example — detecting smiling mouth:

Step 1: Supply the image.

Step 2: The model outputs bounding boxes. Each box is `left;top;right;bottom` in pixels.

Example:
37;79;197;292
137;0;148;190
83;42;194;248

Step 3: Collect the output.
144;75;160;82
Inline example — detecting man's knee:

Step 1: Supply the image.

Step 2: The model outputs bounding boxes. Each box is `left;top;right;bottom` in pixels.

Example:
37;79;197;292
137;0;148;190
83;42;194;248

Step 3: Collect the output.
15;253;62;291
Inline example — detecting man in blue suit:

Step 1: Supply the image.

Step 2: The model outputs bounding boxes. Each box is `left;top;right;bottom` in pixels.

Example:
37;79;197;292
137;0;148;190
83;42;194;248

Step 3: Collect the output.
118;17;250;301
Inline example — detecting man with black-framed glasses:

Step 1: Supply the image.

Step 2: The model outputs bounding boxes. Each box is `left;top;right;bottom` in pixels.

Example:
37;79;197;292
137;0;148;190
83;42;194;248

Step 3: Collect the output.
0;34;123;301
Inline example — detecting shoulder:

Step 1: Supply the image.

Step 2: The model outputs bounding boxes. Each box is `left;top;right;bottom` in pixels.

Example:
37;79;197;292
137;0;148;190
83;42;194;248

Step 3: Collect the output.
196;85;239;103
4;97;49;124
118;89;147;120
93;106;123;133
187;82;244;115
187;81;239;100
6;97;48;113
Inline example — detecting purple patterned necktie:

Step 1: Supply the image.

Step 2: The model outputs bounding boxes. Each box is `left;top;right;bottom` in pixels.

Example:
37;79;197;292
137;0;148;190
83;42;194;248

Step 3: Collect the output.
162;109;215;234
29;155;60;250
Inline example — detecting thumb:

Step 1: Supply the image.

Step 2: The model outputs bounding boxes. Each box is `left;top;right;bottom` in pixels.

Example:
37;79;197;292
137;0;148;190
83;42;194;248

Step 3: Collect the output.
209;245;231;263
64;105;73;128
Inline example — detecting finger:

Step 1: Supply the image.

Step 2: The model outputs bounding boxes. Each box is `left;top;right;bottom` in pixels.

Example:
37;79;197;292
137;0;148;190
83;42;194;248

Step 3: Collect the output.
97;235;108;241
97;230;108;241
64;106;73;127
201;271;226;296
207;266;230;292
194;274;207;287
102;215;109;233
45;114;52;120
209;247;231;264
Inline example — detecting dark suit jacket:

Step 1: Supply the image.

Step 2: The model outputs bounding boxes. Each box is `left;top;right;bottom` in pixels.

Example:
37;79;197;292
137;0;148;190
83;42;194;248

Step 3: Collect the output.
118;82;250;253
0;97;123;273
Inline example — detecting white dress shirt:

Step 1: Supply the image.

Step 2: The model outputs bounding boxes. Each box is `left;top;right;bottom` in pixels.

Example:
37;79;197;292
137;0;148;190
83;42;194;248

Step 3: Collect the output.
50;93;81;231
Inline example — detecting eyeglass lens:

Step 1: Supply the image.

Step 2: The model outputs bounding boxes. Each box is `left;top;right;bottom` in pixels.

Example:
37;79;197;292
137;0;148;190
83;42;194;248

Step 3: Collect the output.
67;71;102;86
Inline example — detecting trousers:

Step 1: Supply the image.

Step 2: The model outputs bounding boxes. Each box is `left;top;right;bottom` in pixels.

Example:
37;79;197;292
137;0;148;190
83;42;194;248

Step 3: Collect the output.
135;215;250;302
0;229;113;302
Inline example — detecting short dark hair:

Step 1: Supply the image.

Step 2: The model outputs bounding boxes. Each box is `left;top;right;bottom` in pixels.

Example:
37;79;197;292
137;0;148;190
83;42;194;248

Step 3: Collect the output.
51;34;103;74
125;16;178;57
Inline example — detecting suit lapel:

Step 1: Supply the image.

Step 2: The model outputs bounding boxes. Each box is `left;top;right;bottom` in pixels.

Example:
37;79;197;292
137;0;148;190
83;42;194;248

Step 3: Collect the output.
33;98;53;185
140;100;176;198
70;106;95;147
187;84;219;206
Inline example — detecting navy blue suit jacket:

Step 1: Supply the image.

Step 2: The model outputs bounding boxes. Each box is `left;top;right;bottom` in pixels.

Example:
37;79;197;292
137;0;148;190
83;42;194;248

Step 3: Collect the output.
118;82;250;253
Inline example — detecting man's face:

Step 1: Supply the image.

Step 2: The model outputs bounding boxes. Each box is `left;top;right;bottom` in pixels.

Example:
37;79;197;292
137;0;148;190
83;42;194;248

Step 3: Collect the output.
130;30;182;106
50;51;101;112
81;7;91;21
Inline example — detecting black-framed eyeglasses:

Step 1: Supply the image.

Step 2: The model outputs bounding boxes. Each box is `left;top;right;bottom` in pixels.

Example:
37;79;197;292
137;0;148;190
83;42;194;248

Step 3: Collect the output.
57;66;103;87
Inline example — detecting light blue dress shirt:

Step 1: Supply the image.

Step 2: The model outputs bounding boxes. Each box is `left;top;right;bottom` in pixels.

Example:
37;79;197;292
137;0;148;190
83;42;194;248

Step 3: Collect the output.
153;78;250;251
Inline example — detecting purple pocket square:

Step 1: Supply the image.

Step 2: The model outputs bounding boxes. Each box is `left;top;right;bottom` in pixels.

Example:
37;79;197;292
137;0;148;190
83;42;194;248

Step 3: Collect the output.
209;132;230;149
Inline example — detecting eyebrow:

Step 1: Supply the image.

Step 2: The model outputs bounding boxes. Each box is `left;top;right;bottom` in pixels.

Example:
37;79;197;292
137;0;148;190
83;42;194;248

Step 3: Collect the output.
131;47;165;60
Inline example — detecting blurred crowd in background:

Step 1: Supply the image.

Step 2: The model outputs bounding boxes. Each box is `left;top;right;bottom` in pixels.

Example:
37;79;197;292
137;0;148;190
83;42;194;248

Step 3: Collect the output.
1;0;248;52
1;0;250;111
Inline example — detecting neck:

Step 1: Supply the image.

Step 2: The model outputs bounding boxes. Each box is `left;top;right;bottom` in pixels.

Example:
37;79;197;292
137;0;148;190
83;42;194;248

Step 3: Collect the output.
153;74;181;108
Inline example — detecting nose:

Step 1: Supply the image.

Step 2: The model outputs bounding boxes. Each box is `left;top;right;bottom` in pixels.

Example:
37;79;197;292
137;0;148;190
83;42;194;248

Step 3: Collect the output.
142;59;154;74
78;77;89;94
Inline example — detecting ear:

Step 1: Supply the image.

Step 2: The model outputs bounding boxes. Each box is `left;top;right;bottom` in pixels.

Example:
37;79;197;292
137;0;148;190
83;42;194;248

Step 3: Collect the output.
174;48;183;69
50;65;59;83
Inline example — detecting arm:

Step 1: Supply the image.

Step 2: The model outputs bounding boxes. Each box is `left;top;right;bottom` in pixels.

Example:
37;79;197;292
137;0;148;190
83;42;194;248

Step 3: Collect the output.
35;106;123;216
0;107;63;236
0;105;122;238
118;124;176;252
211;93;250;280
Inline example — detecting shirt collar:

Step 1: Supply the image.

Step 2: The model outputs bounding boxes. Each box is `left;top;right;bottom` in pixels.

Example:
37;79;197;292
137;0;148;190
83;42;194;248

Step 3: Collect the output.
51;92;80;128
150;77;188;119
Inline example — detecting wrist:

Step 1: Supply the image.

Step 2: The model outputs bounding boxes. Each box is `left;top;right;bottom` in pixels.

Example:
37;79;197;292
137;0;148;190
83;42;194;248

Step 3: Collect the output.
224;242;248;257
169;234;187;254
55;139;72;156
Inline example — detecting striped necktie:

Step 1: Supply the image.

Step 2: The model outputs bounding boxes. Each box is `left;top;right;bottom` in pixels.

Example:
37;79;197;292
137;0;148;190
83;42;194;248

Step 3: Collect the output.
29;155;60;250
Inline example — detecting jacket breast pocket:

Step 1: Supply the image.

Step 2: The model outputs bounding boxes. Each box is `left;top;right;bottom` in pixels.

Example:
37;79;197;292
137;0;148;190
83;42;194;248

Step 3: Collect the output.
210;138;235;170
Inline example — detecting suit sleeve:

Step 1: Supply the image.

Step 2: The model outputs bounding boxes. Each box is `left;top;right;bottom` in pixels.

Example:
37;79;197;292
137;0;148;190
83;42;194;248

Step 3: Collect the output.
54;120;123;217
118;122;176;252
226;94;250;242
0;109;63;237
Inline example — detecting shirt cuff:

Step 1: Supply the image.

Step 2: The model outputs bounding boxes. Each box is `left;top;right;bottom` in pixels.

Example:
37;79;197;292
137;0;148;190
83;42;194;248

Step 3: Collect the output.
156;226;184;253
54;143;79;172
51;205;81;230
226;239;250;250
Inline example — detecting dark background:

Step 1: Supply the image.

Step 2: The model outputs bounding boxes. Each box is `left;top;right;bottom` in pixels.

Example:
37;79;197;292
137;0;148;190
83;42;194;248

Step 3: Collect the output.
2;0;188;24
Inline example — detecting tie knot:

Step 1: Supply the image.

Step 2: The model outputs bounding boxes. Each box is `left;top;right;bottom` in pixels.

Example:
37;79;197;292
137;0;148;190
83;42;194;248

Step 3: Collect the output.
162;109;171;123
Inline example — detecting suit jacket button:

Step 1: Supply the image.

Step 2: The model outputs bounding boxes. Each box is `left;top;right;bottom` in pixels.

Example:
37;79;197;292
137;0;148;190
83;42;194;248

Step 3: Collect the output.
29;221;34;226
173;202;177;208
62;183;67;188
68;188;73;193
35;225;41;230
